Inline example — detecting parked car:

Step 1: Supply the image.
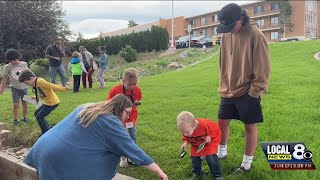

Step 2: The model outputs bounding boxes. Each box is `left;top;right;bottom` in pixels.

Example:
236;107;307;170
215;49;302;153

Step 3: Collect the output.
198;36;213;47
190;35;206;47
175;35;193;49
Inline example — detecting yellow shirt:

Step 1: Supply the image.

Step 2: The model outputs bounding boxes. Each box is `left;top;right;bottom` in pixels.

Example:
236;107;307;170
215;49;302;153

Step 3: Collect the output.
35;77;67;106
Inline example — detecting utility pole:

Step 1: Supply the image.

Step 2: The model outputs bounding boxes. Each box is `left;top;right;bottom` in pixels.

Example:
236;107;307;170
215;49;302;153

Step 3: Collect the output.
170;0;175;48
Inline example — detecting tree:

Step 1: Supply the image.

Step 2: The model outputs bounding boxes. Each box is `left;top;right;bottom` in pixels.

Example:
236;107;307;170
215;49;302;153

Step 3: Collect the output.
76;32;85;42
278;0;294;31
128;20;138;28
0;0;71;66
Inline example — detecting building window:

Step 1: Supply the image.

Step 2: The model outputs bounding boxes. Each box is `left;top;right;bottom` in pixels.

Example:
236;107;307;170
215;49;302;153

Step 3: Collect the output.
271;17;279;25
200;29;206;35
212;14;218;22
256;19;265;28
271;31;280;40
190;31;194;35
271;2;279;11
254;5;264;14
190;19;195;27
212;27;217;35
200;17;207;25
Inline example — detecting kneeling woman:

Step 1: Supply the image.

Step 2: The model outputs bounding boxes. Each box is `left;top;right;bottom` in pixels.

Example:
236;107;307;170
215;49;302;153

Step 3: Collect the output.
24;94;168;180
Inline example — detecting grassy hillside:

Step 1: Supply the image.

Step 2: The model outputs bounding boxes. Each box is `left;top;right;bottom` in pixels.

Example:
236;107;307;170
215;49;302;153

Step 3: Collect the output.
1;40;320;179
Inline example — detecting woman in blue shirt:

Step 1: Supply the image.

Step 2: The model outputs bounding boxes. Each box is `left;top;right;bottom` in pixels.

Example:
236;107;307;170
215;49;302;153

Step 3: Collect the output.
95;46;108;89
24;94;168;180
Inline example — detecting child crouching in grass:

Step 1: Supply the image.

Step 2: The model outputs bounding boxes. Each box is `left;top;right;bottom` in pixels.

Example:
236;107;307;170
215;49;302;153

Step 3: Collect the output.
19;69;69;136
177;111;223;180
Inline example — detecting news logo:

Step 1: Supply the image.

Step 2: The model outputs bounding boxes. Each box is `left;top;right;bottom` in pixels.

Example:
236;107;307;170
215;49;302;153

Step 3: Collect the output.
260;142;316;170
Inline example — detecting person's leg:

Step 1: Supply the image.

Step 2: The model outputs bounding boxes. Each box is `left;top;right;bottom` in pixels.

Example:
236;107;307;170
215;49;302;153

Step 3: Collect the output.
127;126;137;143
34;104;59;134
206;154;223;177
217;119;231;158
96;68;102;87
21;88;28;121
232;94;263;173
73;75;76;92
82;67;88;88
49;66;57;84
100;69;106;88
11;88;20;125
191;156;202;176
88;68;94;88
57;64;67;86
217;97;239;159
75;75;80;92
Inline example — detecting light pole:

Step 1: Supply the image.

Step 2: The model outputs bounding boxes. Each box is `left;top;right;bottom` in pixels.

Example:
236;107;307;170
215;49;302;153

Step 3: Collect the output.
170;0;175;48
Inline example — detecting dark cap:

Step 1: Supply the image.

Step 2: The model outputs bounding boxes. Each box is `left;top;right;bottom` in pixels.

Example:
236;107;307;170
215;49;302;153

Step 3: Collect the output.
217;3;242;33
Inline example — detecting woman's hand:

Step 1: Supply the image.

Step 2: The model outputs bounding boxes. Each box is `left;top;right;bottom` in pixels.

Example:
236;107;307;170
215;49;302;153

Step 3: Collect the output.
157;171;169;180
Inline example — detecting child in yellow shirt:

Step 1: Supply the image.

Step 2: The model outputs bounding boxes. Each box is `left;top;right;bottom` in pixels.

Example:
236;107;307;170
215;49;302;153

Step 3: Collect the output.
19;69;69;136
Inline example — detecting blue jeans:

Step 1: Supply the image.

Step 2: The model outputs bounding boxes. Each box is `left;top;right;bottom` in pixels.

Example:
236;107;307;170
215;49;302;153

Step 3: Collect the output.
127;126;136;143
49;64;67;86
191;154;223;177
34;104;58;134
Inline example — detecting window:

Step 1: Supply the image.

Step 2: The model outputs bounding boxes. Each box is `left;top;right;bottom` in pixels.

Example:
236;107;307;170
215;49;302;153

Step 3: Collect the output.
271;2;279;11
212;27;217;35
254;5;264;14
200;29;206;35
271;17;279;25
256;19;265;28
190;19;195;27
200;17;207;25
212;14;218;22
271;32;280;40
190;31;194;35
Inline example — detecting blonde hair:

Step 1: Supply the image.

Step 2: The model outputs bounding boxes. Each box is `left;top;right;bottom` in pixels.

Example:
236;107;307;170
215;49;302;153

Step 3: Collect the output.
123;68;138;81
72;51;80;58
78;94;133;128
177;111;196;128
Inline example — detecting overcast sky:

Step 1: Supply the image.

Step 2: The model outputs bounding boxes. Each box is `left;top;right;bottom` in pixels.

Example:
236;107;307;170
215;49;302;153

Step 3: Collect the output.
62;1;258;39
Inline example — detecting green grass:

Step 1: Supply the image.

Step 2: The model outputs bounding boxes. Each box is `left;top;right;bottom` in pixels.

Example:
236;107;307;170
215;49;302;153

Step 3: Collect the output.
1;40;320;179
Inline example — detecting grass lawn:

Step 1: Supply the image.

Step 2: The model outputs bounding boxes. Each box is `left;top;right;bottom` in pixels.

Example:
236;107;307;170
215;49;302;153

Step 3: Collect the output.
1;40;320;179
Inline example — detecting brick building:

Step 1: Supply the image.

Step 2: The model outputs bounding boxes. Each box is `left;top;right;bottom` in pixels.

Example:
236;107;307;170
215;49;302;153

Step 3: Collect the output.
94;0;319;42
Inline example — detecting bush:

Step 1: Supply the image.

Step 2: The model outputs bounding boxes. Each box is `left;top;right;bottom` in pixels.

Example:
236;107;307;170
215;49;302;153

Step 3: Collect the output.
119;45;137;63
35;58;49;70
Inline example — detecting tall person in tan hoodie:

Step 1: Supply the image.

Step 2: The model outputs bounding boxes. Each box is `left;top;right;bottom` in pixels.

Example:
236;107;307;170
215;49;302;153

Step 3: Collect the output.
215;3;271;175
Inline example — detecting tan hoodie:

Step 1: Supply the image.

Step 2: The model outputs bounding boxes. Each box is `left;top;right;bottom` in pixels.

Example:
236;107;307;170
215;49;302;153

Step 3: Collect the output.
219;21;271;98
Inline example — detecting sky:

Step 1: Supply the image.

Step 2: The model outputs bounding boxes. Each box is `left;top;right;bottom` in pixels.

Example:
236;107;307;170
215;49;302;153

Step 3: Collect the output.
62;1;258;40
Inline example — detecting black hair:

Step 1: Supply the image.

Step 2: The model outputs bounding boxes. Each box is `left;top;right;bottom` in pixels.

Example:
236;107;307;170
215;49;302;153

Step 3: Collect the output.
241;10;250;26
5;49;21;62
18;69;36;83
98;46;106;52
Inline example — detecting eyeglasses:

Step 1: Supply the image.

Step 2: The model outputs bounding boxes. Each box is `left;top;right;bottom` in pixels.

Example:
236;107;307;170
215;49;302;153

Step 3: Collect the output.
124;109;131;118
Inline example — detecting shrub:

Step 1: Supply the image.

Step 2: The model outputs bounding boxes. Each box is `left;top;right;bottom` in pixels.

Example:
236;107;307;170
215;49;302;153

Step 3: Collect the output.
35;58;49;70
119;45;137;63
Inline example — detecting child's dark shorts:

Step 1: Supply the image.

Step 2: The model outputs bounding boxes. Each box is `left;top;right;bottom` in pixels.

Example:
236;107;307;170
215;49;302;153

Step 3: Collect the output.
218;93;263;124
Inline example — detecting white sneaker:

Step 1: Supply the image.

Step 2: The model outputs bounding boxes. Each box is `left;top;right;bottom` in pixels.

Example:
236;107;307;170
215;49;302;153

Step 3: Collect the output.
64;84;71;90
120;157;128;167
128;158;136;165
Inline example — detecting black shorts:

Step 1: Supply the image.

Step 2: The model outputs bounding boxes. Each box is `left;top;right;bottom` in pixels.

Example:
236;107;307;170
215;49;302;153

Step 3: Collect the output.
218;93;263;124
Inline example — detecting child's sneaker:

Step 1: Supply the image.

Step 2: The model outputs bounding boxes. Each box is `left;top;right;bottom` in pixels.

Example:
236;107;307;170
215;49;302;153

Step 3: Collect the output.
22;118;29;123
120;157;128;167
190;173;202;180
13;119;19;126
128;158;136;165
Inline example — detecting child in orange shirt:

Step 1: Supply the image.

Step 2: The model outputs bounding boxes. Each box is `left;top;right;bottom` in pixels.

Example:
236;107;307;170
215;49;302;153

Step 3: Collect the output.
107;68;142;167
177;111;223;180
